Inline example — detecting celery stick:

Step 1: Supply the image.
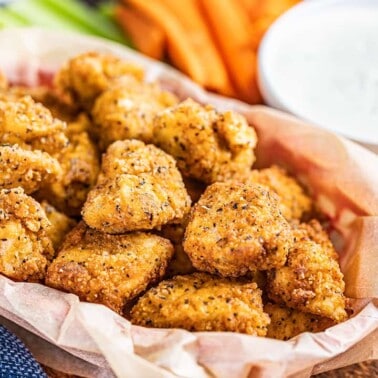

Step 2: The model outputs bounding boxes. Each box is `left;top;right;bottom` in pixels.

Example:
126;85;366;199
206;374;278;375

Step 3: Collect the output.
0;8;30;28
7;0;94;33
99;2;115;19
98;1;133;46
36;0;129;44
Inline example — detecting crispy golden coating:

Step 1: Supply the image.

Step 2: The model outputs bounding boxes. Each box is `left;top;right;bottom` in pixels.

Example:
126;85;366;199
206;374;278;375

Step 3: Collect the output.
66;112;92;134
0;144;62;194
267;220;347;322
183;182;293;277
97;139;176;178
0;87;43;103
265;303;334;341
160;217;195;277
55;51;144;109
245;166;313;220
46;222;174;314
41;201;76;251
0;71;7;90
0;91;16;104
0;188;53;282
0;96;68;155
153;99;257;184
131;273;270;335
6;85;79;122
92;76;177;150
82;140;191;233
37;115;100;216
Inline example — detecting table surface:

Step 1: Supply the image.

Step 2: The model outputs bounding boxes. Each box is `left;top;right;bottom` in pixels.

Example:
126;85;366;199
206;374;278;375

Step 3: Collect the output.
313;360;377;377
43;360;378;377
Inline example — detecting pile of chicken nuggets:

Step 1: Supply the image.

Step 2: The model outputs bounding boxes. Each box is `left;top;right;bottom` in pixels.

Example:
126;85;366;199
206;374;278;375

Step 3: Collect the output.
0;52;348;340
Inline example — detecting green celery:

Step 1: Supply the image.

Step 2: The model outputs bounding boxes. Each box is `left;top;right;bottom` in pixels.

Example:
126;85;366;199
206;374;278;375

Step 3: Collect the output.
34;0;129;44
98;1;133;46
7;0;95;33
99;1;116;19
0;7;31;28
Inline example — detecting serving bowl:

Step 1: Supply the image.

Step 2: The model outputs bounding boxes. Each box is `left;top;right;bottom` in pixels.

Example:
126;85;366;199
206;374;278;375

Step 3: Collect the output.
258;0;378;153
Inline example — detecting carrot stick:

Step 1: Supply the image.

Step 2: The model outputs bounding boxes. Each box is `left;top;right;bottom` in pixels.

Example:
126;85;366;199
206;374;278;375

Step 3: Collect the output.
199;0;262;103
237;0;261;17
238;0;299;21
124;0;207;86
157;0;234;96
115;5;165;60
249;1;302;49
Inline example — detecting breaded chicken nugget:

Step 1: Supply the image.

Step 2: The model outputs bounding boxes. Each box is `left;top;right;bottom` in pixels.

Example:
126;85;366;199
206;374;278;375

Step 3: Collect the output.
40;201;76;251
183;182;293;277
265;303;334;340
0;96;68;155
130;272;270;335
46;222;174;314
267;220;347;322
244;166;313;220
0;144;62;194
55;51;144;109
0;188;53;282
37;116;100;216
82;140;191;233
153;99;257;184
160;217;195;277
92;76;177;150
98;139;181;179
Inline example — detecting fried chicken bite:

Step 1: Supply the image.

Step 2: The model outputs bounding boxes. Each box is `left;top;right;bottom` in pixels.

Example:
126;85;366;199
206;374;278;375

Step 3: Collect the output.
82;140;191;233
130;273;270;335
265;303;334;341
244;166;313;220
46;222;174;314
40;201;76;251
183;182;293;277
37;115;100;216
160;217;195;277
153;99;257;184
0;144;61;194
55;51;144;109
0;188;53;282
92;76;177;150
267;220;347;322
0;96;68;155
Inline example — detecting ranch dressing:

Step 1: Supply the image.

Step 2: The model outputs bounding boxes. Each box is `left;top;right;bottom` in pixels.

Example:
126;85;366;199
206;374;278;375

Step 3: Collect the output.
258;0;378;146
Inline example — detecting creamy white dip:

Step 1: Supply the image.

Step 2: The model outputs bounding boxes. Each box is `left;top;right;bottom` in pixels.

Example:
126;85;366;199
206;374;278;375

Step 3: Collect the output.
258;0;378;146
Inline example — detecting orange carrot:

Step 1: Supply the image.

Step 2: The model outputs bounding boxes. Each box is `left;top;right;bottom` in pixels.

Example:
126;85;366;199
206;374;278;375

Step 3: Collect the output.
249;1;302;48
115;5;165;60
237;0;261;17
124;0;207;86
258;0;301;18
157;0;234;96
251;16;276;46
199;0;262;103
246;0;301;21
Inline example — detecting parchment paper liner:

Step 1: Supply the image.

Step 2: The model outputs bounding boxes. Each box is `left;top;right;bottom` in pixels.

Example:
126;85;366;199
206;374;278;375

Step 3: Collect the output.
0;28;376;378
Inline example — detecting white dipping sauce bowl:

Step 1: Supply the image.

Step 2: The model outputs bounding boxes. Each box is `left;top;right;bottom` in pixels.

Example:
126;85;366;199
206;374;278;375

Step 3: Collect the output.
258;0;378;153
